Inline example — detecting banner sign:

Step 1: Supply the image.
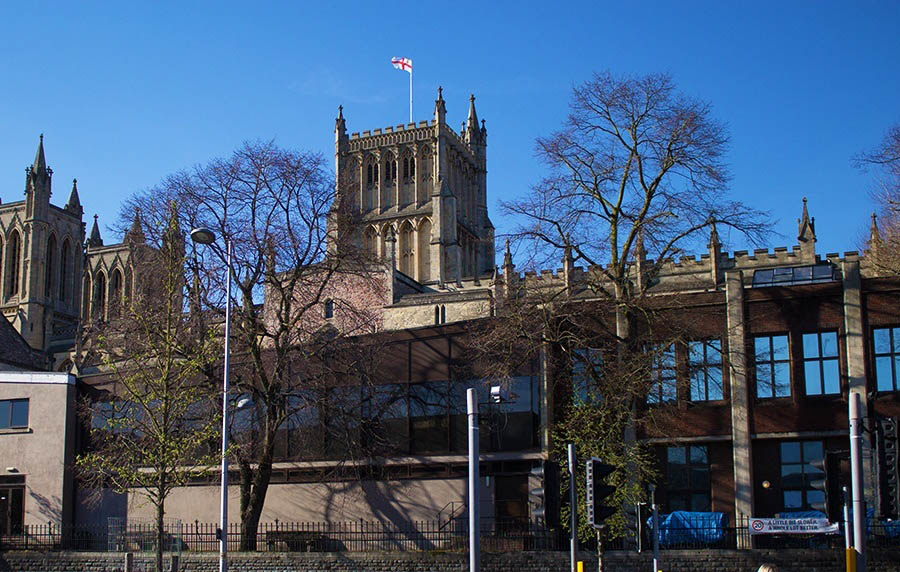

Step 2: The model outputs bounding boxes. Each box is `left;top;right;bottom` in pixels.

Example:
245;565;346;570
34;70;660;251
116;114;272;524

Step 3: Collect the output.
748;517;840;535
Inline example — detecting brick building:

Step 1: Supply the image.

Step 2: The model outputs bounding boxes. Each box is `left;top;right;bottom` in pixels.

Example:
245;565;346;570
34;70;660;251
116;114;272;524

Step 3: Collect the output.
0;95;898;534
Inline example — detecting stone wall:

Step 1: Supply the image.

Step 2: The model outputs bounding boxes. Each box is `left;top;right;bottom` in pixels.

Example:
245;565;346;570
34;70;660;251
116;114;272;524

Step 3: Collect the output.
3;549;900;572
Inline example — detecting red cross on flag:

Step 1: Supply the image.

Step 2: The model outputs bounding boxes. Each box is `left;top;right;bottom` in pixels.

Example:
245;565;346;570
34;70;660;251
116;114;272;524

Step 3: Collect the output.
391;57;412;73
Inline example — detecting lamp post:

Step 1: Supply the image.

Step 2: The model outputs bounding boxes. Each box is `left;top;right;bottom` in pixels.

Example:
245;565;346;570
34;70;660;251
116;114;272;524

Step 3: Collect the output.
190;227;232;572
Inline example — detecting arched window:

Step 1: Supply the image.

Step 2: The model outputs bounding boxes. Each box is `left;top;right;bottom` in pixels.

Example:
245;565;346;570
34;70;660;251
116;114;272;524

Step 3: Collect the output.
400;151;415;206
94;272;107;320
110;269;123;317
418;146;431;202
45;234;57;299
82;274;92;319
418;218;432;281
59;239;71;303
363;226;378;259
399;222;414;276
5;231;21;298
384;154;396;183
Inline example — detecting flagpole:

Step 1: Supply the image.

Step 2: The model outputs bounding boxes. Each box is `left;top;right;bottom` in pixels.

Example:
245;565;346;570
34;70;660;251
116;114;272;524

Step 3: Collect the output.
409;66;413;123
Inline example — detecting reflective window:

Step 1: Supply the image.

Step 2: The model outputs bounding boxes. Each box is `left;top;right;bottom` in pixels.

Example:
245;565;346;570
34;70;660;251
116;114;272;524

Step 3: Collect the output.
0;399;28;430
780;441;825;510
873;326;900;392
571;348;603;404
647;345;677;404
666;445;711;512
689;339;724;401
802;331;840;395
754;335;791;398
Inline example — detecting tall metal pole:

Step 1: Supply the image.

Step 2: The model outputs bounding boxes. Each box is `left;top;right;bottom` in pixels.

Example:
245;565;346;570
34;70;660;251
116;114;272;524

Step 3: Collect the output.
409;66;413;124
467;388;479;572
849;392;866;572
219;239;232;572
568;443;577;572
650;485;659;572
842;485;852;551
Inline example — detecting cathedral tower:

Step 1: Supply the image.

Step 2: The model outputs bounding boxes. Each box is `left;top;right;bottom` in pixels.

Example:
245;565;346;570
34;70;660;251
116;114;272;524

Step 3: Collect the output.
333;88;495;286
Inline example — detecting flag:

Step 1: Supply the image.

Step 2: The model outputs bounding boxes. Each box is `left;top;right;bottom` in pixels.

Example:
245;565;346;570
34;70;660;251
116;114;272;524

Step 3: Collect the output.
391;57;412;73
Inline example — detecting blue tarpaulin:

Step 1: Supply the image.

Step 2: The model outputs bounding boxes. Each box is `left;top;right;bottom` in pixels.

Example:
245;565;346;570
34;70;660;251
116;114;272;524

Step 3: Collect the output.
649;511;728;546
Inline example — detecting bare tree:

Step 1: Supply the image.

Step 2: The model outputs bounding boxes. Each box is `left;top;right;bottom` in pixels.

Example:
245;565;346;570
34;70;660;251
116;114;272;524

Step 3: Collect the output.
855;123;900;272
77;205;219;572
120;141;384;549
480;71;768;537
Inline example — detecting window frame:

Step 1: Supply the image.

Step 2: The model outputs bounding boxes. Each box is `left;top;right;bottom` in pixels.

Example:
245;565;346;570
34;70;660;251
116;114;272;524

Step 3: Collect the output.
688;338;724;402
665;444;712;513
872;326;900;392
801;330;841;396
779;440;825;512
0;399;29;430
646;344;677;405
753;334;792;399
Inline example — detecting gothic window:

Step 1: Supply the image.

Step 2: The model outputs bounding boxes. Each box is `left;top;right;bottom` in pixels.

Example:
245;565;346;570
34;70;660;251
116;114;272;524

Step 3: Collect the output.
94;272;107;320
402;154;415;181
399;221;414;276
5;230;21;298
418;146;431;201
82;274;91;319
110;269;123;318
417;218;431;280
45;234;57;299
324;299;334;320
60;239;71;303
384;154;396;183
363;226;378;259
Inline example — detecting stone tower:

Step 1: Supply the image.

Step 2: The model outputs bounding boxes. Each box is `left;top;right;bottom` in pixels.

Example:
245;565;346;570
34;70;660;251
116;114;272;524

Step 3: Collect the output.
1;136;85;354
333;88;495;286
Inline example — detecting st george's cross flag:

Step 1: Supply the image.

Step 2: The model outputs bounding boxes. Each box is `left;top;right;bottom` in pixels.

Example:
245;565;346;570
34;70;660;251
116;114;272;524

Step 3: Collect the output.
391;57;412;73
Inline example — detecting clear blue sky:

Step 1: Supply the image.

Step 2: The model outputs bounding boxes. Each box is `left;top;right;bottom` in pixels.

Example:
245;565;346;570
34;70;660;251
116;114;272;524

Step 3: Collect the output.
1;1;898;262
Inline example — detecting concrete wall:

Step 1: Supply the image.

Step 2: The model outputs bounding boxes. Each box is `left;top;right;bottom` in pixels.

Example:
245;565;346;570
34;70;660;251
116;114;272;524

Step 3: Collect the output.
4;548;900;572
124;477;470;525
0;372;75;527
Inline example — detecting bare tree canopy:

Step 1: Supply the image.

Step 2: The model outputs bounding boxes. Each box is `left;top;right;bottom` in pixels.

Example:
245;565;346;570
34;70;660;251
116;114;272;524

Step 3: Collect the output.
505;71;767;284
117;141;383;549
856;123;900;271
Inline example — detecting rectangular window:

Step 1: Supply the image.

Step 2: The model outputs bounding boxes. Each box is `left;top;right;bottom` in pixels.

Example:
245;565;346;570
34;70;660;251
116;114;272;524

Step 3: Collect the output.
647;345;677;405
0;399;28;430
754;335;791;398
666;445;711;512
688;339;724;401
873;326;900;392
571;348;602;404
780;441;825;511
802;331;840;395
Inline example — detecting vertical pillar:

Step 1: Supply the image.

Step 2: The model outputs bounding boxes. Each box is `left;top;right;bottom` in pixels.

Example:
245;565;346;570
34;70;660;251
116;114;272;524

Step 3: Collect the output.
842;259;874;500
726;270;754;545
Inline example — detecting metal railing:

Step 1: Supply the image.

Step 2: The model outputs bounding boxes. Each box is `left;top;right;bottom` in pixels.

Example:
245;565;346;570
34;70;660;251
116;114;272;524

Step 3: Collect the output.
0;518;565;553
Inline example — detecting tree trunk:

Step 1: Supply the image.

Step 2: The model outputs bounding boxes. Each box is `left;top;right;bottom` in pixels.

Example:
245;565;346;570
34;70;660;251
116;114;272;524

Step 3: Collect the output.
155;490;165;572
239;442;274;550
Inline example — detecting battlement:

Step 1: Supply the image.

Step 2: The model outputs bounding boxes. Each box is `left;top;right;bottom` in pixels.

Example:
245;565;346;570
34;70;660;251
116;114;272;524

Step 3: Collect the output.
499;242;868;296
348;121;436;152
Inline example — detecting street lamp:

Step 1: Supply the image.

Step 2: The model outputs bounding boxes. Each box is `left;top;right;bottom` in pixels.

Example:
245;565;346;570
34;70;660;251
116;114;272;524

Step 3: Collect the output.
190;227;232;572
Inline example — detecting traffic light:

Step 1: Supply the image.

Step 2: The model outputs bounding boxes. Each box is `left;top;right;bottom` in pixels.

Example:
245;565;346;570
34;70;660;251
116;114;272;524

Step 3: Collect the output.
623;503;645;552
809;452;839;521
530;460;561;525
585;457;617;528
875;416;900;520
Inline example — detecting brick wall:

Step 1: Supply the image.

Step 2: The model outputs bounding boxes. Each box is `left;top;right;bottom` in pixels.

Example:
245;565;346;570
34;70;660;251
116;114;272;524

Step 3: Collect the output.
2;549;899;572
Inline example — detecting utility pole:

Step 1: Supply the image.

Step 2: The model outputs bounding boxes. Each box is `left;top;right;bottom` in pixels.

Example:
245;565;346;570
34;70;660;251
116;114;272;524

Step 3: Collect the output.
568;443;577;572
849;392;866;572
467;388;480;572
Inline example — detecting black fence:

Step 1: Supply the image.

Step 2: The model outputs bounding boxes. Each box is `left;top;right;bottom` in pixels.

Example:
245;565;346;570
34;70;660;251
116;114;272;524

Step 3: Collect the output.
0;518;565;553
3;516;898;553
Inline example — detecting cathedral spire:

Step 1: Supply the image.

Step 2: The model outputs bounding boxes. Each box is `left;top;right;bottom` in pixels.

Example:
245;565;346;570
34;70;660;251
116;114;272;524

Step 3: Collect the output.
797;197;817;261
434;86;446;124
125;208;146;245
335;105;346;140
65;179;83;215
466;94;479;132
86;214;103;247
33;134;47;174
869;212;883;251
